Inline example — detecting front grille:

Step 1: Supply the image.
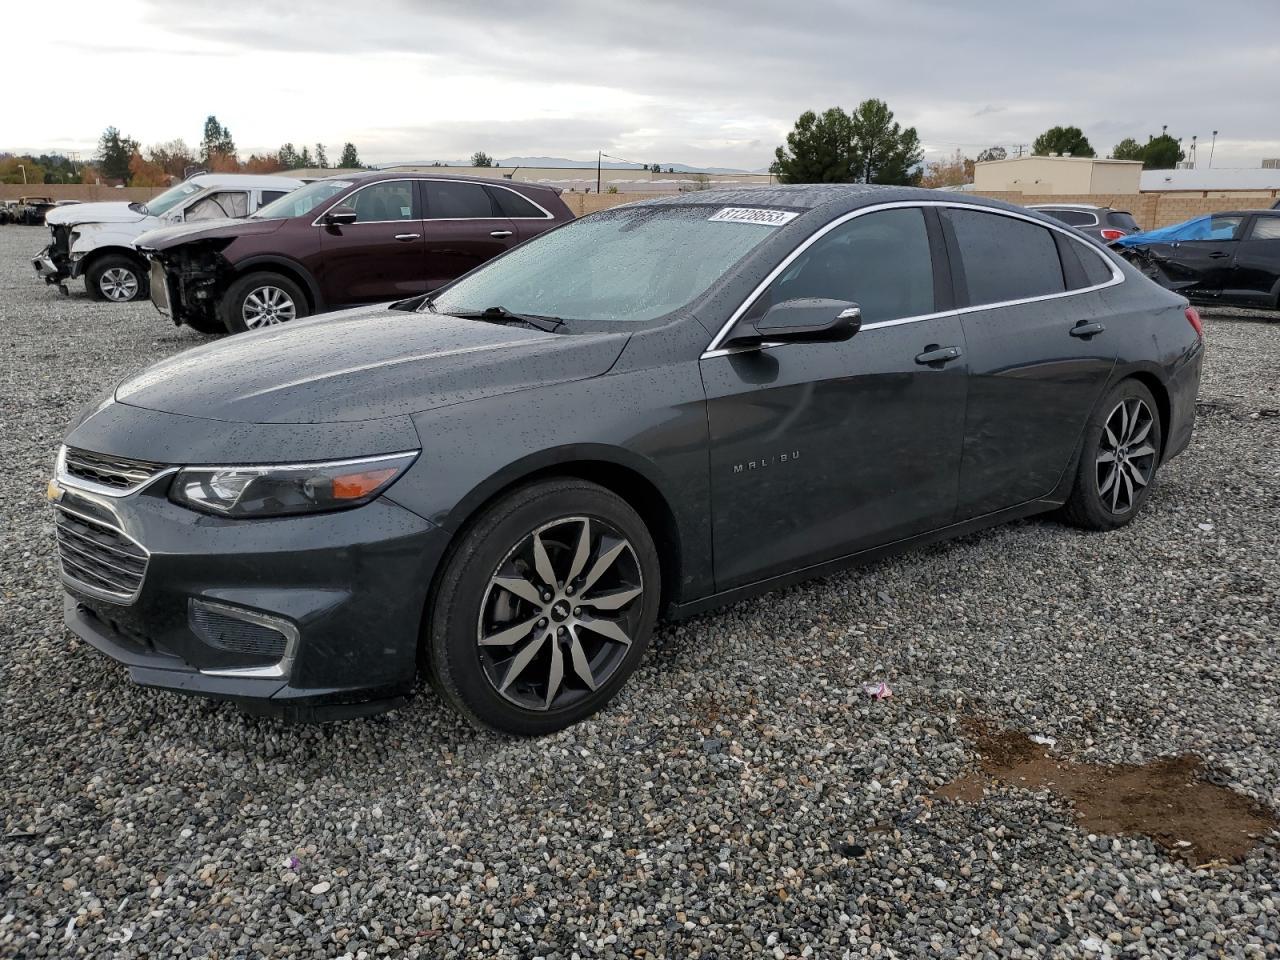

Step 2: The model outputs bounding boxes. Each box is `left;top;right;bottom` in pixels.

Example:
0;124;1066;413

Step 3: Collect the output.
54;507;148;603
50;224;70;258
63;447;166;492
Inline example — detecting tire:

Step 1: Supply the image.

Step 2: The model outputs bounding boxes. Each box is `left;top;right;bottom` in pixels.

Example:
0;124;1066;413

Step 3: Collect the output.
220;272;309;334
85;254;148;303
1060;379;1163;531
426;478;661;735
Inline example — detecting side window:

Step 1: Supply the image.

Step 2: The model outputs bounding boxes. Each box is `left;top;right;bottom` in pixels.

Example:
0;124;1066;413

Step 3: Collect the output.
760;207;935;324
426;181;498;219
259;190;288;207
1042;209;1095;227
1247;216;1280;240
347;182;417;222
186;191;249;221
487;186;547;219
947;209;1065;305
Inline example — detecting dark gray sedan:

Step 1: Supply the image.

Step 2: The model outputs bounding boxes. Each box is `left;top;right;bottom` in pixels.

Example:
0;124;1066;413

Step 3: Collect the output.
50;185;1203;733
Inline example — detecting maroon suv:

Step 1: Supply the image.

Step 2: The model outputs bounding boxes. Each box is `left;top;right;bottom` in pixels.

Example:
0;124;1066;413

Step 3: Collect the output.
133;172;574;334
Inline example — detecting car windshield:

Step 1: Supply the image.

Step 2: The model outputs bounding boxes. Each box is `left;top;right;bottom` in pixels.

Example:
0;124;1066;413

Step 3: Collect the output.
428;205;785;324
252;180;352;220
141;182;204;216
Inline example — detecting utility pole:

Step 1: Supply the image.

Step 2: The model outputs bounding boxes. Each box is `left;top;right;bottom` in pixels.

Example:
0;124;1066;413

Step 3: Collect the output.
1189;135;1197;168
596;151;601;195
1209;131;1218;169
18;164;27;184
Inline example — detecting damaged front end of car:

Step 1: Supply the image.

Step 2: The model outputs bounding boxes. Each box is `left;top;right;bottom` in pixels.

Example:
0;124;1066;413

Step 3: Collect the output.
139;240;233;329
32;223;75;292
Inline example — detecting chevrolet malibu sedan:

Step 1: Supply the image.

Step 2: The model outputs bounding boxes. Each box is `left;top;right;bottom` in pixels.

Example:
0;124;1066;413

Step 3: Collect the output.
51;186;1204;734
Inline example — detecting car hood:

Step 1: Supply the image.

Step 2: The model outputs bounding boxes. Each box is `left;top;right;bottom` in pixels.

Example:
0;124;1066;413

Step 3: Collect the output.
114;306;630;424
46;201;147;226
134;216;284;251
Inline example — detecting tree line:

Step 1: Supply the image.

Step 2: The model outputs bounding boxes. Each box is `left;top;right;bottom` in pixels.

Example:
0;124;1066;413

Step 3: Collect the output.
771;102;1191;188
0;115;367;187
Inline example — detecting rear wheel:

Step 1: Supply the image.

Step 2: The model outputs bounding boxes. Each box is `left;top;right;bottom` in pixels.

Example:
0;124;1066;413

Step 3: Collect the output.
220;272;309;334
426;479;661;735
85;254;148;303
1061;379;1162;530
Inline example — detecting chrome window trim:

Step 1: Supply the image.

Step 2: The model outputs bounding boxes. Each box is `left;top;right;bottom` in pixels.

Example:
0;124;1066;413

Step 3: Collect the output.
194;599;300;680
55;445;179;499
53;500;150;605
701;199;1125;358
312;177;554;227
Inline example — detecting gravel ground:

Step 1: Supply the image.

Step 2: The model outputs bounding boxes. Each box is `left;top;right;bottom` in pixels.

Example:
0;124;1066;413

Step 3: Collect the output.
1;224;1278;959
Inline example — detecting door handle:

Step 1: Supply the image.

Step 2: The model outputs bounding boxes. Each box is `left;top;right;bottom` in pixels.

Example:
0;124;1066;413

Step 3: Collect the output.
1069;321;1106;339
394;233;421;241
1208;251;1230;259
914;345;963;365
489;230;514;239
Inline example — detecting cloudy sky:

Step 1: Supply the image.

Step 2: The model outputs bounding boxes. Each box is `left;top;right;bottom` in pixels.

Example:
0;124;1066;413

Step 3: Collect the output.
8;0;1280;170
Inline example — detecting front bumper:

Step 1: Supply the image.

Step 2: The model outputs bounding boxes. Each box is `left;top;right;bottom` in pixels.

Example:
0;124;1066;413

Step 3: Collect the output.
56;476;450;720
32;246;72;285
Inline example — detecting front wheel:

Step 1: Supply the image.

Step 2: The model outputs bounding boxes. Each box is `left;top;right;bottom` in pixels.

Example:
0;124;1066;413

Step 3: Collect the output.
220;272;309;334
85;254;148;303
1060;379;1163;530
426;479;661;735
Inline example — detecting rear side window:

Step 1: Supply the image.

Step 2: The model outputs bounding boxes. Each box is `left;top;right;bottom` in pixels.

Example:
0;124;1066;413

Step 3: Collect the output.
764;207;934;324
488;187;548;219
947;209;1065;306
1107;211;1139;231
1248;216;1280;240
259;190;288;206
1077;245;1115;286
1041;209;1096;227
426;181;498;219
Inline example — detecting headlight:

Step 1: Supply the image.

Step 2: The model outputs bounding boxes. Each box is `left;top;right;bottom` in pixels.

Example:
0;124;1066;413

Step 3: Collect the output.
170;452;418;518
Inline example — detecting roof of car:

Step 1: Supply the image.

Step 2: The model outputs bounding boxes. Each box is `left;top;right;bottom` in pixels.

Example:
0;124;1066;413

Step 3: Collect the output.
328;169;560;193
1028;203;1107;210
189;173;305;189
622;183;1044;219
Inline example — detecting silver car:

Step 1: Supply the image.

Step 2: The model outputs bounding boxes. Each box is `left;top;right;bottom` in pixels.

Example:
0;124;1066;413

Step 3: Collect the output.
1028;203;1141;245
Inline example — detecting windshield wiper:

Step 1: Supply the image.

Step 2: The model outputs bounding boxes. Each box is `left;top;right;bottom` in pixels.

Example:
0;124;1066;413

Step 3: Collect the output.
450;305;566;333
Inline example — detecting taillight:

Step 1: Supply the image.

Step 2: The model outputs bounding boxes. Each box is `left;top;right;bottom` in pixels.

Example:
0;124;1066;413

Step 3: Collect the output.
1185;306;1203;340
1099;228;1126;241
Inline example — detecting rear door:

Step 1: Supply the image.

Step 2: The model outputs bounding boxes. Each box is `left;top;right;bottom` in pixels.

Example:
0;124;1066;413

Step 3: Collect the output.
318;179;427;304
486;184;559;242
1223;213;1280;306
420;180;520;290
943;207;1118;519
701;205;968;591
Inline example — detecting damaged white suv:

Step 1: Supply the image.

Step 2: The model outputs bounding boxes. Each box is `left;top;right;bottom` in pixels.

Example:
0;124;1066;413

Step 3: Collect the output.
33;174;303;303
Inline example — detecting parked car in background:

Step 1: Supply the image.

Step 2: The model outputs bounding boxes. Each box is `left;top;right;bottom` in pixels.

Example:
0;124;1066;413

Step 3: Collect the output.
51;187;1202;732
33;174;303;302
134;172;574;334
3;196;60;227
1028;203;1142;243
1113;210;1280;310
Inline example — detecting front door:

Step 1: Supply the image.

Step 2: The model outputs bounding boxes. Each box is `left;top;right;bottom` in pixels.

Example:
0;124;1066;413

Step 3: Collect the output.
1165;213;1246;299
1224;213;1280;306
701;206;968;592
318;179;428;305
421;180;520;290
940;207;1118;519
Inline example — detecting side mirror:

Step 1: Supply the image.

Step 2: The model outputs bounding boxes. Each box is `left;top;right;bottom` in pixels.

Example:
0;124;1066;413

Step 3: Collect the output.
727;298;861;348
323;205;358;226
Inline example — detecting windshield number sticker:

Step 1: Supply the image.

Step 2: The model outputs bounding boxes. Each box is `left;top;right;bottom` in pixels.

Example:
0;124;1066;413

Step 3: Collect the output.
708;207;798;226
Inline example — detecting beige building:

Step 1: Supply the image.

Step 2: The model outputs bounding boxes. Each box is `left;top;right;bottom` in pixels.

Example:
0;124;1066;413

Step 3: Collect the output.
376;164;775;194
974;156;1143;195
